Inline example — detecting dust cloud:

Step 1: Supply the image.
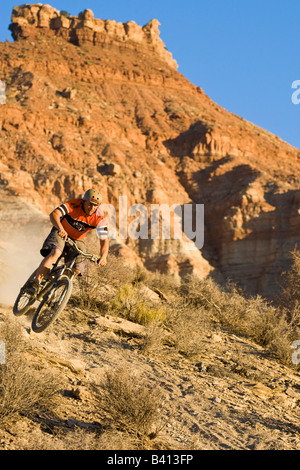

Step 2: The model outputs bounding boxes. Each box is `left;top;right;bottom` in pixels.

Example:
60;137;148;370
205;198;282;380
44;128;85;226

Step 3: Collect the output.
0;223;48;306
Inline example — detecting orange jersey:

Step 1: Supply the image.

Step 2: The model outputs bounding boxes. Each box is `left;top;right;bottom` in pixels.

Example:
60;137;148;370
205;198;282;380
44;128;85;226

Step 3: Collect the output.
57;199;108;240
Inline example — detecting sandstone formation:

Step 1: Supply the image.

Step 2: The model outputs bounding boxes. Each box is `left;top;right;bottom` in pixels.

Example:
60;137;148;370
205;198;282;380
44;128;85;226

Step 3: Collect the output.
9;4;178;69
0;4;299;296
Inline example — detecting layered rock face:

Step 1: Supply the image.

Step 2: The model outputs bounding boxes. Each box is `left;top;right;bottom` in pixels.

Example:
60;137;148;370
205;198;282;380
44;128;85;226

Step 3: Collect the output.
9;4;178;69
0;4;299;296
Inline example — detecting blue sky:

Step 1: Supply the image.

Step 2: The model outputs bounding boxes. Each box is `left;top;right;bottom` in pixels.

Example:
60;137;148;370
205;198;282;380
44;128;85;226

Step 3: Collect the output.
0;0;299;149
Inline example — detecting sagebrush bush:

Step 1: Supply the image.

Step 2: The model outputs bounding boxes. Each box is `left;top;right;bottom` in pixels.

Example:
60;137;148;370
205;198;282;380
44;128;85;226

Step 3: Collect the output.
73;265;109;312
93;367;164;443
0;319;61;425
70;252;141;312
278;249;300;335
144;270;181;296
179;274;299;367
280;248;300;310
167;303;210;357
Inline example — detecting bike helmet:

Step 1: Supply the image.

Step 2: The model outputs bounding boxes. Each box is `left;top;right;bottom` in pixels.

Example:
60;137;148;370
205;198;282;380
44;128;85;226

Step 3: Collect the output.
83;188;102;205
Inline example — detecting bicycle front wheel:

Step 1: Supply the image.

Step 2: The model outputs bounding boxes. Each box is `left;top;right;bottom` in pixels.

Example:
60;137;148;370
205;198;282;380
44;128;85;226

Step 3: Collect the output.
31;276;73;333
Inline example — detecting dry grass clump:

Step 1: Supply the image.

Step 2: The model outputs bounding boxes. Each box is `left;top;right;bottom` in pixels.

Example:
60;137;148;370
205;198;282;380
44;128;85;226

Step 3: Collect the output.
280;248;300;310
180;274;299;367
278;248;300;335
166;302;211;357
144;270;181;296
0;318;61;426
99;252;139;287
11;365;166;450
93;366;165;448
72;265;110;312
71;253;144;312
13;427;136;451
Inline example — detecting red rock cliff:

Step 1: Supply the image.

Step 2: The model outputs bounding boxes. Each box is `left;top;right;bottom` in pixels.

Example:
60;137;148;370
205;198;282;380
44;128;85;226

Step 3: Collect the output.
0;4;299;296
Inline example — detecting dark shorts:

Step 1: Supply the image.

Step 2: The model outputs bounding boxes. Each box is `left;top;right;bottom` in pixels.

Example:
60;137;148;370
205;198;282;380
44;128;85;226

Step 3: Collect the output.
40;227;88;273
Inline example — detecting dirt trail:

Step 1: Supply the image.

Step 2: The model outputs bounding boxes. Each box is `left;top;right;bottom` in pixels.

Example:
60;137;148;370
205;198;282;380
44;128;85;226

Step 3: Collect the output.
0;300;299;450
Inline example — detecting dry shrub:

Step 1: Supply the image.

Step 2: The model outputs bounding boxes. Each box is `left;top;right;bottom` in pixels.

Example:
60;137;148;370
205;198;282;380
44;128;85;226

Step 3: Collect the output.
278;248;300;334
280;248;300;310
71;253;140;312
72;264;110;312
140;321;167;355
15;427;136;450
99;252;138;288
0;318;61;425
167;303;210;357
180;275;299;367
93;367;164;445
180;276;245;329
145;270;181;297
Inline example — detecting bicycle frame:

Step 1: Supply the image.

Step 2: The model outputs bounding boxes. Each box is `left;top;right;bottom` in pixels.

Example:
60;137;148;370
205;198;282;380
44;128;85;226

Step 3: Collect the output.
33;238;98;301
13;236;100;321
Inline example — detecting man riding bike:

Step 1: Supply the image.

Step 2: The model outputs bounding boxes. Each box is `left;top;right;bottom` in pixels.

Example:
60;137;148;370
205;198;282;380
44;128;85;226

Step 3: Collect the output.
27;188;109;294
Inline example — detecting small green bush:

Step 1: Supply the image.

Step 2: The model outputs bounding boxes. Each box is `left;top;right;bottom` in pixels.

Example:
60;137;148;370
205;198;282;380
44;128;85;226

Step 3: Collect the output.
60;10;72;18
111;284;166;326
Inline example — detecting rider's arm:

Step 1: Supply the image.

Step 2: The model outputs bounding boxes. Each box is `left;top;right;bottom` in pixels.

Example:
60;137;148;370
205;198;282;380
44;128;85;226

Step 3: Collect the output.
50;208;68;239
98;237;109;266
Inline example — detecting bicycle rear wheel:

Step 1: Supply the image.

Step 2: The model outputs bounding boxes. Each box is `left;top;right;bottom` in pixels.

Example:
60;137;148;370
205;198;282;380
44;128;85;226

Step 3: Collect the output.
13;270;37;316
31;275;73;333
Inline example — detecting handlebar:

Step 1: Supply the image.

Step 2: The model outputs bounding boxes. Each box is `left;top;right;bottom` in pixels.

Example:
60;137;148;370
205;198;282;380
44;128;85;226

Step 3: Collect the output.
65;237;100;264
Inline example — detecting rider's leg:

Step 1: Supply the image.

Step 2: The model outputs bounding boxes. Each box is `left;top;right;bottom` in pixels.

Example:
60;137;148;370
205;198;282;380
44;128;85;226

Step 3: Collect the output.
72;239;87;279
34;247;62;284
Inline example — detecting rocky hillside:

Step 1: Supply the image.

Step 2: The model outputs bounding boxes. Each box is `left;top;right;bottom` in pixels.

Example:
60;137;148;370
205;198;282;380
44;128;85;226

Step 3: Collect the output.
0;4;299;296
0;5;299;452
0;266;300;450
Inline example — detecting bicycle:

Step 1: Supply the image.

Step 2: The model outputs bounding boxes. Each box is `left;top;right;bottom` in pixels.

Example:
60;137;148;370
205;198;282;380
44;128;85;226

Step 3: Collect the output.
13;237;99;333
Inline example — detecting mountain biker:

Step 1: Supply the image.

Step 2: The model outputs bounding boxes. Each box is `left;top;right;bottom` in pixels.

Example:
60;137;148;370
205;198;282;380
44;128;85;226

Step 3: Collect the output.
27;188;109;294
